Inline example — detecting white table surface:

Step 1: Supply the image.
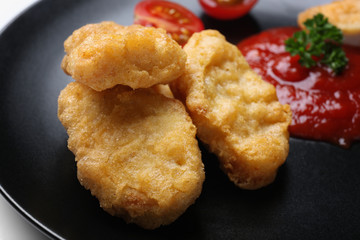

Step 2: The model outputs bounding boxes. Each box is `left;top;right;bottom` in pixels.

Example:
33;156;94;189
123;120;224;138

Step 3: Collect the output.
0;2;51;240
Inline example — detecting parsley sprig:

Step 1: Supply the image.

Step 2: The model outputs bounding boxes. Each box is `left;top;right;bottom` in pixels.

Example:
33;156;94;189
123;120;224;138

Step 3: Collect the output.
285;13;348;75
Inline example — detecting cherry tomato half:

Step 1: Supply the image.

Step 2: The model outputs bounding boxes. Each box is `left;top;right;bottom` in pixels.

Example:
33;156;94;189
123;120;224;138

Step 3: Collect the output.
134;0;204;46
199;0;258;20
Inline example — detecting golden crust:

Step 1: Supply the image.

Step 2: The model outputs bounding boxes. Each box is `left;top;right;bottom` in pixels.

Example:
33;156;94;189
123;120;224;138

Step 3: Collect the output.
62;21;127;54
151;84;174;98
61;22;186;91
298;0;360;35
170;30;291;190
58;82;204;229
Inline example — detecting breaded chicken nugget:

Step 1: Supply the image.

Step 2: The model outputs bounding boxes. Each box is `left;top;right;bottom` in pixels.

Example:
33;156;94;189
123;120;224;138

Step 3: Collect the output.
58;82;204;229
298;0;360;46
61;22;186;91
151;84;174;98
62;21;127;54
170;30;291;190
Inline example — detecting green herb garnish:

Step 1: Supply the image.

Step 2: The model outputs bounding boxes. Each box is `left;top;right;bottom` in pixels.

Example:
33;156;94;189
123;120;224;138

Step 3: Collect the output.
285;13;348;75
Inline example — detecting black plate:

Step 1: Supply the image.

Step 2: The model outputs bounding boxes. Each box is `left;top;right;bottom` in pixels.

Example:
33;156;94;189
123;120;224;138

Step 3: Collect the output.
1;0;360;239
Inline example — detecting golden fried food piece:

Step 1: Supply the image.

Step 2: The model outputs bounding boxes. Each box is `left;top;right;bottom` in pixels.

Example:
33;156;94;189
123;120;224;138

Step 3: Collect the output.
58;82;204;229
151;84;174;98
298;0;360;46
62;21;127;54
61;22;186;91
170;30;291;190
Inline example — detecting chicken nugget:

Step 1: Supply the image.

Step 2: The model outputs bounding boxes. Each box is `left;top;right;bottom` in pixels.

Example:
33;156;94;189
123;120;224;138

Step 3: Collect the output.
298;0;360;35
61;22;186;91
151;84;174;98
170;30;291;190
62;21;127;54
297;0;360;46
58;82;204;229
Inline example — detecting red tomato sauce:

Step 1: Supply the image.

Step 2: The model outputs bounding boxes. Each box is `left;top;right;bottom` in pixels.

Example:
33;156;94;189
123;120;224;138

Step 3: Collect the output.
237;27;360;147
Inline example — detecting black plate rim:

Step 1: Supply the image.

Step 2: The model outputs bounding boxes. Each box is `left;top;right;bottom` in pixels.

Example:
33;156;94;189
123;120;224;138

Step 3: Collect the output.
0;0;40;36
0;1;61;239
0;185;61;239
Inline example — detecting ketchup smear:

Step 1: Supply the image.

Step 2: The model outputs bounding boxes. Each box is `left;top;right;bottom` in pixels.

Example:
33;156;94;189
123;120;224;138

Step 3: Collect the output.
237;27;360;147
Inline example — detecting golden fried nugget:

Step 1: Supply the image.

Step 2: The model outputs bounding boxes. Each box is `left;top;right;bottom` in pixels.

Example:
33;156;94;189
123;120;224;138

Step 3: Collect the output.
170;30;291;190
62;21;127;54
58;82;204;229
151;84;174;98
61;22;186;91
298;0;360;46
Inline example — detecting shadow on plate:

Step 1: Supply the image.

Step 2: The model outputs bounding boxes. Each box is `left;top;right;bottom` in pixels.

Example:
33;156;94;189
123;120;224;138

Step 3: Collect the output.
200;13;261;44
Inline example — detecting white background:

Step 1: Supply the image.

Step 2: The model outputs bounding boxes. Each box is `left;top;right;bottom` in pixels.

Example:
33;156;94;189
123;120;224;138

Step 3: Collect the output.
0;2;50;240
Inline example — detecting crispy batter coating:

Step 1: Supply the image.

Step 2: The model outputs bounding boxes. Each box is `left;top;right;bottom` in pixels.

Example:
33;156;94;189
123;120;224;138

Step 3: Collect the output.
58;82;204;229
62;21;127;54
298;0;360;46
61;22;186;91
170;30;291;190
151;84;174;99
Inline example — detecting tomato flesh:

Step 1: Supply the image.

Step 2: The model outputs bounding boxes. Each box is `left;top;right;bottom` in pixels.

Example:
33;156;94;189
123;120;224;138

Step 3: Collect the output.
199;0;258;20
134;0;204;46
